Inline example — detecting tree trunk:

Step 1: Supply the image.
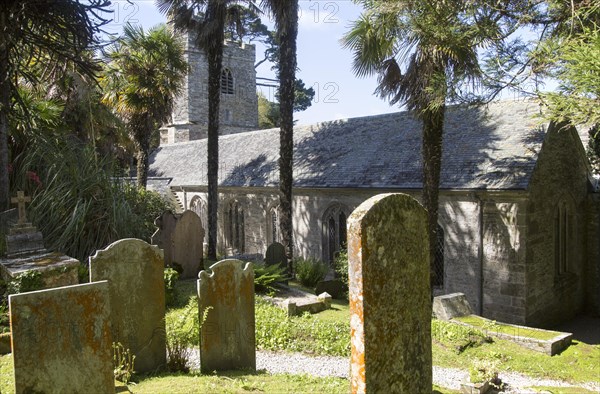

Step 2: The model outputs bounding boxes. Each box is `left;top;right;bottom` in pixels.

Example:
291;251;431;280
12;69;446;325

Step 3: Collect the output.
136;133;150;189
277;1;299;276
205;1;225;261
0;42;11;211
421;105;445;289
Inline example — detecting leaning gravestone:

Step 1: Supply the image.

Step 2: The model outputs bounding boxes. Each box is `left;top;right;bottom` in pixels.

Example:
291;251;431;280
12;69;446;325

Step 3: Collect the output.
348;193;431;393
198;259;255;373
10;281;113;393
172;210;205;279
150;211;179;267
89;238;166;373
433;293;473;321
265;242;286;267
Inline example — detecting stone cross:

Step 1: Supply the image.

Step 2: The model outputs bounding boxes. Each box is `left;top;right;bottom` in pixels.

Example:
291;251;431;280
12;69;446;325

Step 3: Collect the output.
11;191;31;225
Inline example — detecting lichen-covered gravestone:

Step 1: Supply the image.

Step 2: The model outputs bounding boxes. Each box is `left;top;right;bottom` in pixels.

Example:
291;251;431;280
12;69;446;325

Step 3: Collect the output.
172;210;205;279
265;242;286;267
348;193;432;393
150;211;179;267
89;238;166;373
10;281;113;393
198;259;255;373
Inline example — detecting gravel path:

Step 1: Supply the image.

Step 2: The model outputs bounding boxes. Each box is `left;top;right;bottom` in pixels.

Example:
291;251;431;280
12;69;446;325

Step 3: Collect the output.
189;349;600;393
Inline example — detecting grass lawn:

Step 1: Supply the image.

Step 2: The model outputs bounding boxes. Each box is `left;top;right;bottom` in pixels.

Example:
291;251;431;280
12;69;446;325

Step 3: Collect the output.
454;315;561;341
0;280;597;393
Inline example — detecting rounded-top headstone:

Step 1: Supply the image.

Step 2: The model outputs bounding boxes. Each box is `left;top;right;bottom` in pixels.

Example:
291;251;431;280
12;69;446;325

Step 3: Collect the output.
347;193;432;394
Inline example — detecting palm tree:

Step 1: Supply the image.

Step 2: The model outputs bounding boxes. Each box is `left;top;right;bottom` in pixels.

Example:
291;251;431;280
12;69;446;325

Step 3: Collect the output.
157;0;256;261
262;0;299;274
0;0;110;210
343;0;502;286
101;23;187;189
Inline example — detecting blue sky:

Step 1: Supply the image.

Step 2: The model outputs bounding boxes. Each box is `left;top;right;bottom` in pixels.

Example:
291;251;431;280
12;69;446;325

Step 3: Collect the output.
102;0;398;125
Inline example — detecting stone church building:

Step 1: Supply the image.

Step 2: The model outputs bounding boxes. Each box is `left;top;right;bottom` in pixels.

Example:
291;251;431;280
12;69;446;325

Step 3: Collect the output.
149;38;600;328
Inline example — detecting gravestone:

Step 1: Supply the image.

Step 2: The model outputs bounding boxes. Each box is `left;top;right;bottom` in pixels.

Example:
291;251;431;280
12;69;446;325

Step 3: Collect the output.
1;192;78;288
198;259;255;373
433;293;474;321
265;242;286;267
10;281;113;393
347;193;431;393
172;210;204;279
89;238;166;373
150;211;179;267
315;279;346;299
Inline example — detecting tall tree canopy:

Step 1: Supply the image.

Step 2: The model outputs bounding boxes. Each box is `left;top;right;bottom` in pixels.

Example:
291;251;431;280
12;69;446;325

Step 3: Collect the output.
343;0;514;286
0;0;110;210
101;23;187;189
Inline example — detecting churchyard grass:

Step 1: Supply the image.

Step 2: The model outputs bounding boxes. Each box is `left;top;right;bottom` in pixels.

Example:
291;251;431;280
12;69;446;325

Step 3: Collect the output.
0;279;596;392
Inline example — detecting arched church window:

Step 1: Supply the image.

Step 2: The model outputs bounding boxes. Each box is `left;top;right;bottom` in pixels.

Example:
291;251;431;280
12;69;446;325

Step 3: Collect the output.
190;196;207;242
554;201;569;276
432;224;444;288
220;68;234;95
267;205;280;245
228;200;245;253
322;204;349;266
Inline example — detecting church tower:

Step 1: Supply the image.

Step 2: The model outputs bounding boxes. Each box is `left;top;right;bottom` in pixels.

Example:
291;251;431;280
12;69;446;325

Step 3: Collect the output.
161;30;259;144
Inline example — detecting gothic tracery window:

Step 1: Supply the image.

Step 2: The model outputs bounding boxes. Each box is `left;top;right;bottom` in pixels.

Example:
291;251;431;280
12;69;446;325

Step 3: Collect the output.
432;224;444;288
228;200;245;253
220;68;234;95
267;205;280;245
322;204;348;266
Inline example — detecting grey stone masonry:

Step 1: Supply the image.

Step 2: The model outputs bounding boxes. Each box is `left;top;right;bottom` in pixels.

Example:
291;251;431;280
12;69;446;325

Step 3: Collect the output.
161;29;258;144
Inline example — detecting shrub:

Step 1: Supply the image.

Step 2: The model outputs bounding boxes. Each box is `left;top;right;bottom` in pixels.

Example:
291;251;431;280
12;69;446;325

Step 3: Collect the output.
10;137;174;263
254;263;288;294
164;268;180;307
7;271;44;295
113;342;135;384
334;249;349;287
294;257;328;288
165;298;211;372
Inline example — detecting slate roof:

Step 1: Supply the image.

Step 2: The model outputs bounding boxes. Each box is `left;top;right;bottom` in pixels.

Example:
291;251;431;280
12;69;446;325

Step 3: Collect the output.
149;100;557;190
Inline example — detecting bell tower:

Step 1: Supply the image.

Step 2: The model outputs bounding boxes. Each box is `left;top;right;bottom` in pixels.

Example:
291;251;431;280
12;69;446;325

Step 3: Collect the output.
161;30;259;144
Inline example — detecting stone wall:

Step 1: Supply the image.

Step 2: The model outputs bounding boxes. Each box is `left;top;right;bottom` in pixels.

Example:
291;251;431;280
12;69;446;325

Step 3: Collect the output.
176;188;490;316
526;123;589;327
161;32;258;145
585;193;600;315
481;199;528;324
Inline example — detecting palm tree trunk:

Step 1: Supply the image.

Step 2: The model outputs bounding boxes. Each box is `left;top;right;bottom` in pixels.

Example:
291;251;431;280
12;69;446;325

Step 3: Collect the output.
0;43;11;211
205;1;225;261
136;138;150;189
421;105;445;289
277;0;299;275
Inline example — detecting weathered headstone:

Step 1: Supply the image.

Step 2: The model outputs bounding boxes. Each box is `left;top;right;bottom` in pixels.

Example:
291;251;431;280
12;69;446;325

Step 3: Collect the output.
1;192;78;289
89;238;166;373
172;210;204;279
265;242;286;267
150;211;179;267
315;279;346;299
198;259;255;373
10;281;113;393
348;193;431;393
433;293;474;321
